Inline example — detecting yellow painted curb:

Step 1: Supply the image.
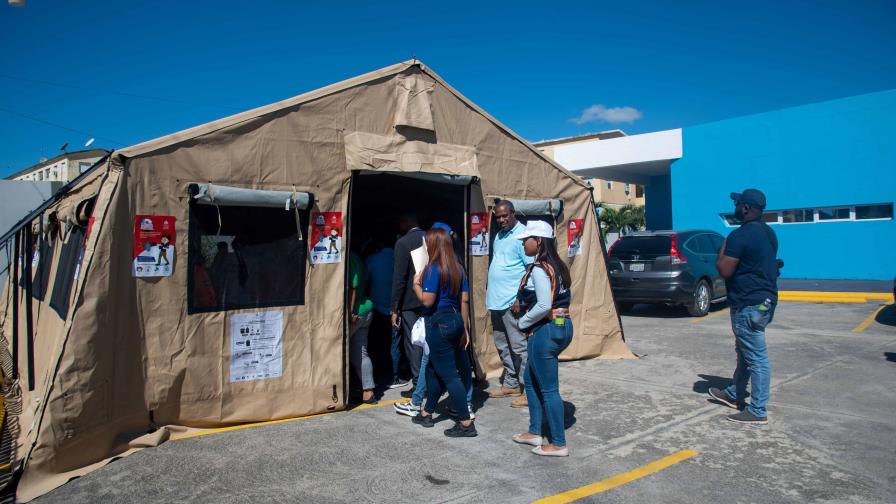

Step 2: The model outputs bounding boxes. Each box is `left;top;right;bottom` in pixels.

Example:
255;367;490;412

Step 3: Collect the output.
779;291;894;303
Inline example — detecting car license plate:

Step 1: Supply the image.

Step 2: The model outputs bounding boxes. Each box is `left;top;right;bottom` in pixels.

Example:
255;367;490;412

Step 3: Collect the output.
629;263;645;272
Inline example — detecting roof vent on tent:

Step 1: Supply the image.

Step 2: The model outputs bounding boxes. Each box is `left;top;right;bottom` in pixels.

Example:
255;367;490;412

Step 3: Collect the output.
192;184;311;210
394;72;435;132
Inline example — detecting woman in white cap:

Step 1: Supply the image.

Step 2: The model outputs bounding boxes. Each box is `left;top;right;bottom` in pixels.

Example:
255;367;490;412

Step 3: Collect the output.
510;220;573;456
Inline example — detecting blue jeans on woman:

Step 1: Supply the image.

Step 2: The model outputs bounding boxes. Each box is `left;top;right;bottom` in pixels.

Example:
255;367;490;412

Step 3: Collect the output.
724;304;774;418
524;318;573;446
423;309;472;420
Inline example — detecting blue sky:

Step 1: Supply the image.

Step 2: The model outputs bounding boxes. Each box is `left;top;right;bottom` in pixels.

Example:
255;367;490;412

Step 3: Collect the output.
1;0;894;177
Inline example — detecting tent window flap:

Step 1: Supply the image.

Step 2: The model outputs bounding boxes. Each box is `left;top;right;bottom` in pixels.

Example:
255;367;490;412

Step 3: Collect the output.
193;183;311;210
506;198;563;217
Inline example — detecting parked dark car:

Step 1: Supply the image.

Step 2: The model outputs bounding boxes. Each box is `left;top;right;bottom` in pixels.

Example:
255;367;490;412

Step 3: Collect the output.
607;230;727;317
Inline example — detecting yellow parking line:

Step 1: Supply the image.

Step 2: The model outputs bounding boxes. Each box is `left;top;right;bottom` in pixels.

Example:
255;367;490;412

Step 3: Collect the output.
171;399;402;441
691;308;729;323
852;304;889;333
532;449;699;504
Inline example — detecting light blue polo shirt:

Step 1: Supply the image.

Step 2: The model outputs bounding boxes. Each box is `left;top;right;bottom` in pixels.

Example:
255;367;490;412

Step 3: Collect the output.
486;221;534;310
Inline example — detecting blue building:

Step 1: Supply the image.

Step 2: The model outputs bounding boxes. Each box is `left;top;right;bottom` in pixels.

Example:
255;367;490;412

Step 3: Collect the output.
551;89;896;281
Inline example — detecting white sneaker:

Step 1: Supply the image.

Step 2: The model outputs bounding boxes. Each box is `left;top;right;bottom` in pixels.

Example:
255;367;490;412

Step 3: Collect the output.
393;400;421;417
468;405;476;420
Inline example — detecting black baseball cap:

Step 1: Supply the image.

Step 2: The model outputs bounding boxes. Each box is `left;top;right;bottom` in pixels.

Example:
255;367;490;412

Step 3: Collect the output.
730;189;767;209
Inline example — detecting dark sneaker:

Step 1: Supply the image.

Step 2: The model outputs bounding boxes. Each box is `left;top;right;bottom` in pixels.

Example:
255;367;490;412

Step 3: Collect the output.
388;378;411;389
400;389;414;399
412;414;435;428
727;410;768;425
708;387;739;409
444;421;477;438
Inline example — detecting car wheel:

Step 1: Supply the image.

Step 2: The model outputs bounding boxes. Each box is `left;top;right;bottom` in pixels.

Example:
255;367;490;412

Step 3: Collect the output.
617;302;634;313
687;280;711;317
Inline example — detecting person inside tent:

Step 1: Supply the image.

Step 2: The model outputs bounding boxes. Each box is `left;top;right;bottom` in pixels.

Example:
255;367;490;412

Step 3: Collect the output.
349;250;376;404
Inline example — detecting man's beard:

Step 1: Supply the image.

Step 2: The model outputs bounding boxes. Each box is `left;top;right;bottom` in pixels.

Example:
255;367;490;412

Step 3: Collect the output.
734;208;745;222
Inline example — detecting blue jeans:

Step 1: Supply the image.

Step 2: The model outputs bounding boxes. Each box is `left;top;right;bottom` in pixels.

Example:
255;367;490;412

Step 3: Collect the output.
524;318;573;447
412;352;473;407
423;310;472;420
724;304;774;417
390;325;401;381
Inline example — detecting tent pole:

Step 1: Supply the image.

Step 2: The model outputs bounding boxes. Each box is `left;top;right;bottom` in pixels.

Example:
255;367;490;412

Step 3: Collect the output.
24;224;35;390
11;229;20;380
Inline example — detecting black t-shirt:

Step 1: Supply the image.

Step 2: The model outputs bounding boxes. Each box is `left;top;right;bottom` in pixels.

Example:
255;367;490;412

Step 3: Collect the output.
723;220;779;309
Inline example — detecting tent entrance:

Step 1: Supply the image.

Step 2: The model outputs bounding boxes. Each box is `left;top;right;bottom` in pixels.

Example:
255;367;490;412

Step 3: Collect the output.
345;171;470;398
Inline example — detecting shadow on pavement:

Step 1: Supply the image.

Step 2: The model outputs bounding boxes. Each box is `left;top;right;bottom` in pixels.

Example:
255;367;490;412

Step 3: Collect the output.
885;352;896;363
693;374;732;394
621;302;728;319
875;304;896;326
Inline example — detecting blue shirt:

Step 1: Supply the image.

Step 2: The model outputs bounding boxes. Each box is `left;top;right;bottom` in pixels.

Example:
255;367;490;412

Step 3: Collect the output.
724;221;779;309
486;221;534;310
365;247;394;315
422;263;469;314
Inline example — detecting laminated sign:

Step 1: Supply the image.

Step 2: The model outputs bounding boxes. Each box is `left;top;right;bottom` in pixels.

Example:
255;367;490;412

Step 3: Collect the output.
567;218;584;257
469;212;490;256
310;211;343;264
133;215;176;277
230;310;283;382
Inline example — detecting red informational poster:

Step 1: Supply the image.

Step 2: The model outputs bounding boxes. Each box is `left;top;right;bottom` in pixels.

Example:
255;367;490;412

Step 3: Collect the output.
567;218;584;257
133;215;176;277
469;212;490;256
310;211;343;264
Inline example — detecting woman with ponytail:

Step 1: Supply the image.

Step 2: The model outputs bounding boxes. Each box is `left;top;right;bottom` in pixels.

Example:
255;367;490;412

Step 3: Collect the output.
510;220;573;456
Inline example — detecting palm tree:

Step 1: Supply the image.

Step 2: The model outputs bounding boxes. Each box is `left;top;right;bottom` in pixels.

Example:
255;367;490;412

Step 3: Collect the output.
594;202;646;238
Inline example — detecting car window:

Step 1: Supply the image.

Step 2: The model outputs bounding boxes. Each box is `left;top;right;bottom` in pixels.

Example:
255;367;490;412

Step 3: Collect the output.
686;234;715;254
709;234;724;253
610;236;671;256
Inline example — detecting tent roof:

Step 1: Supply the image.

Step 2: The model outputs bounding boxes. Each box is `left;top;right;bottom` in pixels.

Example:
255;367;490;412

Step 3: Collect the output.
113;59;587;189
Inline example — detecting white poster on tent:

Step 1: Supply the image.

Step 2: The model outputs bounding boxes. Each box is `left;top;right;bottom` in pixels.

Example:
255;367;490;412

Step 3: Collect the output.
229;310;283;383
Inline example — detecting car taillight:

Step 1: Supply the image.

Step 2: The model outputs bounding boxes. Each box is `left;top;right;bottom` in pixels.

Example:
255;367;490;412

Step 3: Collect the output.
670;234;687;264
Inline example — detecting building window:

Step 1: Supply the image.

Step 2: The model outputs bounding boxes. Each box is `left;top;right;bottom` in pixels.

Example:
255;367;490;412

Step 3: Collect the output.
855;203;893;220
781;209;813;224
624;183;631;195
817;207;850;221
605;181;612;190
635;185;644;198
720;202;893;227
79;162;92;173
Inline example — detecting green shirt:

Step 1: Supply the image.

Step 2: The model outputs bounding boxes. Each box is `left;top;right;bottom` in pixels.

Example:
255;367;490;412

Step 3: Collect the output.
349;252;373;316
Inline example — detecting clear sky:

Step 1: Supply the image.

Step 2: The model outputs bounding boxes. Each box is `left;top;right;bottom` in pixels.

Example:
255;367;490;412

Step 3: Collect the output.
1;0;894;177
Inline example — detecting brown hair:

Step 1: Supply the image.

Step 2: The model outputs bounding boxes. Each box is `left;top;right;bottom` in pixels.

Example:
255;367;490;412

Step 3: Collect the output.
535;238;572;288
425;228;463;295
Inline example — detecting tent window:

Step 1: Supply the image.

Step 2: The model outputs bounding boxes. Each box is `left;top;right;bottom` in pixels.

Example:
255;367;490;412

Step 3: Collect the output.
188;186;310;314
49;226;86;320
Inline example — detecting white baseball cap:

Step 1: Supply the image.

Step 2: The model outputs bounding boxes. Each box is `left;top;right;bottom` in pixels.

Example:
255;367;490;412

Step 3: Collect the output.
514;220;554;240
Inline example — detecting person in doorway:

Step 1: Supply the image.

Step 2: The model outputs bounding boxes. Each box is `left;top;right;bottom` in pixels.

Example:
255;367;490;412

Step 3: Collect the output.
390;213;427;393
409;227;476;437
365;229;408;389
349;251;376;404
708;189;778;425
511;221;573;456
394;222;475;419
486;200;534;408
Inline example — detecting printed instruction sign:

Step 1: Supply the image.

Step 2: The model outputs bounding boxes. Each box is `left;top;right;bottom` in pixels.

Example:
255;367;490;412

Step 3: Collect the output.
133;215;176;277
230;310;283;383
310;211;343;264
469;212;490;256
567;218;584;257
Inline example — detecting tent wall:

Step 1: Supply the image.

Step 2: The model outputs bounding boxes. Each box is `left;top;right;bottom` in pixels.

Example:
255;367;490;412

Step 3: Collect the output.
4;62;630;501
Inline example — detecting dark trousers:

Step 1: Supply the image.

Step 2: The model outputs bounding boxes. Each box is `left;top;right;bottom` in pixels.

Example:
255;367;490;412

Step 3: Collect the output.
423;309;472;421
400;309;424;384
369;311;396;387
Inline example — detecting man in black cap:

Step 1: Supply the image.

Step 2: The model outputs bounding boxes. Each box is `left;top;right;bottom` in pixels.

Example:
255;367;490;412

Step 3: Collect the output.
708;188;779;425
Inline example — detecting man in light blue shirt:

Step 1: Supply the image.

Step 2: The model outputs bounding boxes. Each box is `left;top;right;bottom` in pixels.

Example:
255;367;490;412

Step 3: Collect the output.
486;200;534;406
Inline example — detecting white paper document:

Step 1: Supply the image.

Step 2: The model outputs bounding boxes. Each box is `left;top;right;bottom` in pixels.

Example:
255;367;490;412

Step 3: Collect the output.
230;310;283;383
410;236;429;275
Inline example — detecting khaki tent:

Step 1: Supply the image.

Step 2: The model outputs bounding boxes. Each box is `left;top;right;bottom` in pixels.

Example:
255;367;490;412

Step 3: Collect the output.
0;60;633;501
